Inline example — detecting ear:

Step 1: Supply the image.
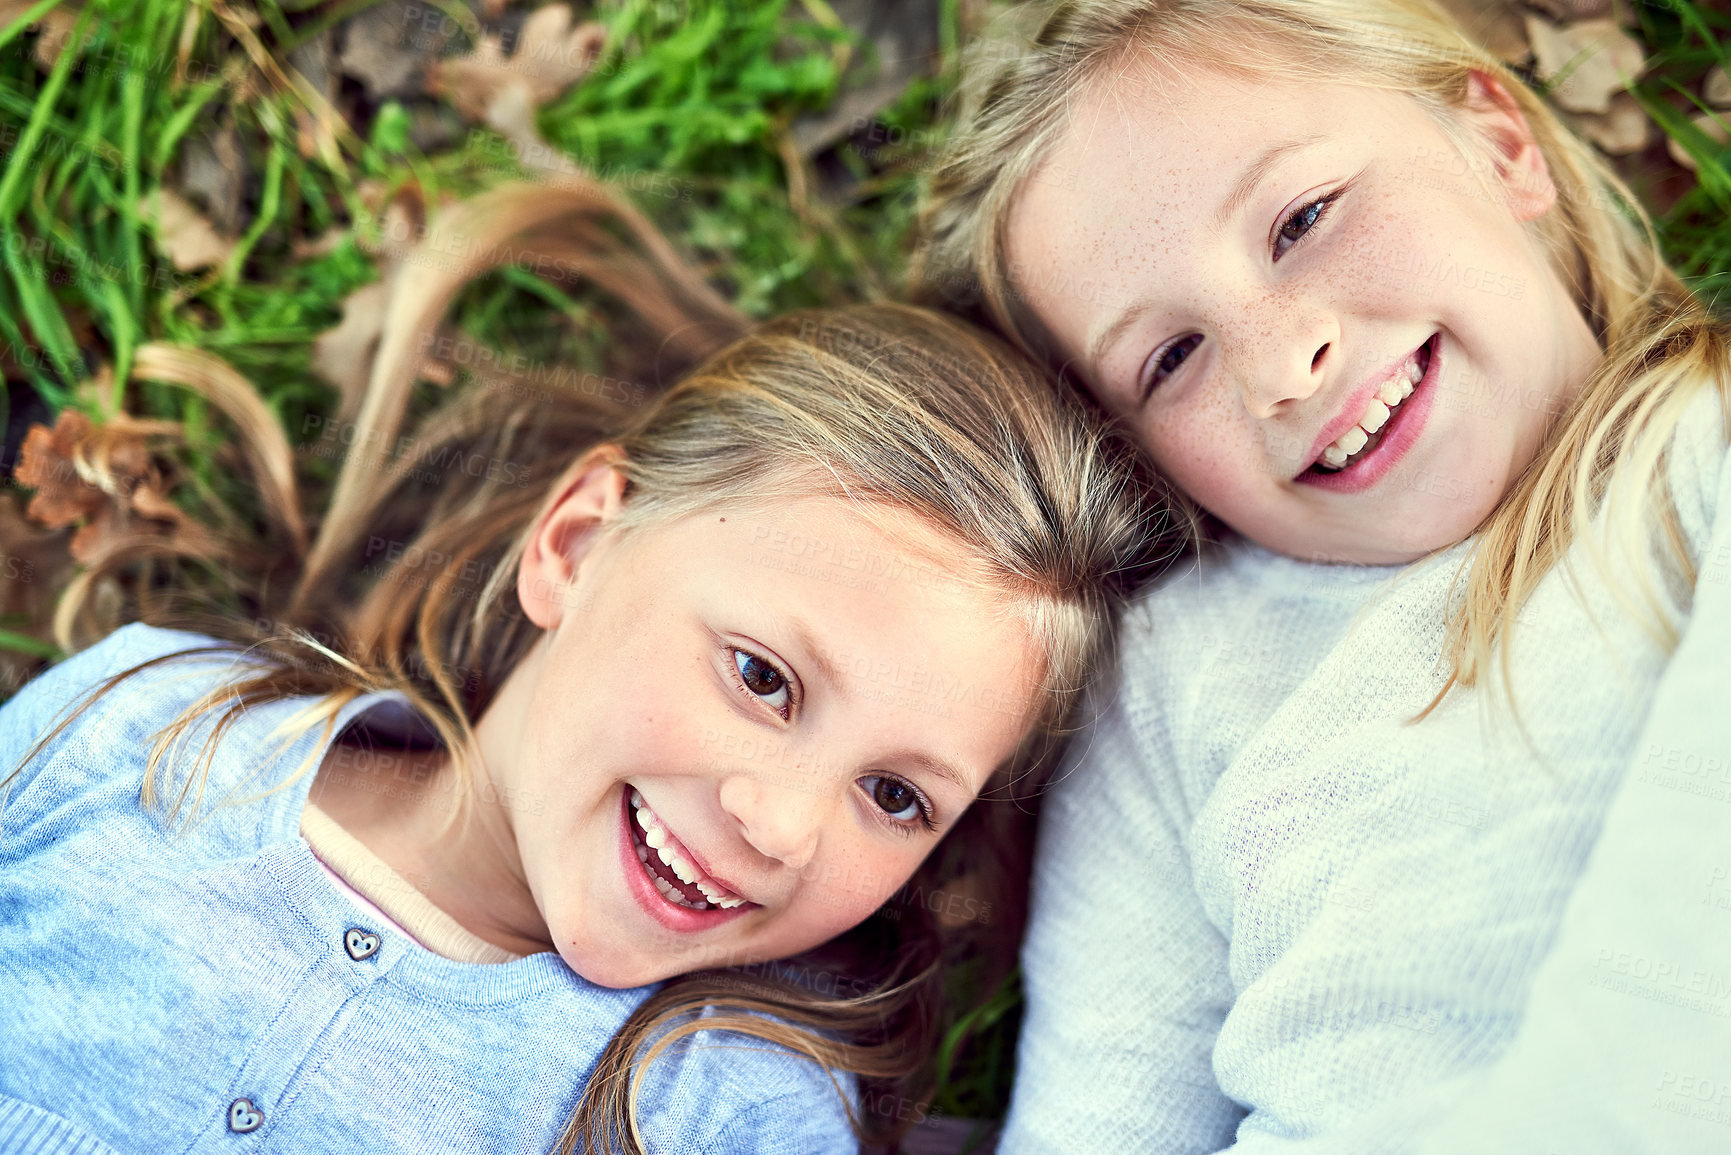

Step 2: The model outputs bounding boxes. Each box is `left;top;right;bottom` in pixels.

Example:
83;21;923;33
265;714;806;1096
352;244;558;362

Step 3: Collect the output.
1461;70;1557;222
518;446;628;631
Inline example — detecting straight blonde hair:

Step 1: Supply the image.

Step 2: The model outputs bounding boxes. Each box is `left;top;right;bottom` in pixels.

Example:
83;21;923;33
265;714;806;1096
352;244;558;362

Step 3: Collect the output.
914;0;1731;705
8;177;1175;1150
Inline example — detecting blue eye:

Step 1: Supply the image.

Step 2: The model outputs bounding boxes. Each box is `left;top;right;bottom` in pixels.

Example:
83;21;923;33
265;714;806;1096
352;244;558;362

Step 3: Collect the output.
733;649;791;715
1274;194;1336;260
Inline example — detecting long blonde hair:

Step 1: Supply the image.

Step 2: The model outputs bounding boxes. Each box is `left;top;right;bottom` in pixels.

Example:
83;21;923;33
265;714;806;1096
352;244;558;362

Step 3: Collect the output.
11;177;1174;1150
914;0;1731;701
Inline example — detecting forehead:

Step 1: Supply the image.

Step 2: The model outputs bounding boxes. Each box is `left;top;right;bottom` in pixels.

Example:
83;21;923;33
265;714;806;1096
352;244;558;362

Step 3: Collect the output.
1005;61;1411;351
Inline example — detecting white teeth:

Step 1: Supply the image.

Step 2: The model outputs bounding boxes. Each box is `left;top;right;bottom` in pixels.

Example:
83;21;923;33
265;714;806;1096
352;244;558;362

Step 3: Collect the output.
627;794;750;909
1317;357;1422;471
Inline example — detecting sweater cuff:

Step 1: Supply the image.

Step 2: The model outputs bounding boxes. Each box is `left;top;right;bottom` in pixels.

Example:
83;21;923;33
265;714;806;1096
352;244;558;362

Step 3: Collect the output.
0;1093;127;1155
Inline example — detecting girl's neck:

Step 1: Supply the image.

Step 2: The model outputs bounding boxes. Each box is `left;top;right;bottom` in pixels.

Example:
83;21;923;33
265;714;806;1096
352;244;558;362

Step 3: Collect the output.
307;738;555;959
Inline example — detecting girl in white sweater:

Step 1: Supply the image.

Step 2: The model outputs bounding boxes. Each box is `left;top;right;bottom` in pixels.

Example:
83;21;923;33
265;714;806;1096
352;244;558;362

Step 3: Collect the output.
917;0;1731;1151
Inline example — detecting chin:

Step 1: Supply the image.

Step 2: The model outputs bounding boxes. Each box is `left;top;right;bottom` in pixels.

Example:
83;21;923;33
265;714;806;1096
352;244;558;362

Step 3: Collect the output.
561;945;660;990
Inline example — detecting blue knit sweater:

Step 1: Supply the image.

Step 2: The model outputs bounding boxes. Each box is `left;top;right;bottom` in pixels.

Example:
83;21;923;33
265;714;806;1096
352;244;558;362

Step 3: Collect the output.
0;623;856;1155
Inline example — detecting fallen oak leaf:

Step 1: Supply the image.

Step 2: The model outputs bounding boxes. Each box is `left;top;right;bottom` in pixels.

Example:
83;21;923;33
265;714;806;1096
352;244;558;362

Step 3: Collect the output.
31;5;81;69
1708;67;1731;110
1572;92;1652;155
1667;111;1730;173
145;187;235;271
0;490;74;691
14;409;106;530
1524;0;1613;21
312;281;392;425
338;0;446;100
427;3;605;123
13;406;189;566
1433;0;1532;65
1526;16;1645;115
481;79;583;179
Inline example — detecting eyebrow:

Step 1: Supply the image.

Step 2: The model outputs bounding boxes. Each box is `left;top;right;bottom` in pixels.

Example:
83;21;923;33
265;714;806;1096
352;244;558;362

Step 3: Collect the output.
1216;132;1328;230
1084;132;1328;373
902;751;973;794
784;614;846;700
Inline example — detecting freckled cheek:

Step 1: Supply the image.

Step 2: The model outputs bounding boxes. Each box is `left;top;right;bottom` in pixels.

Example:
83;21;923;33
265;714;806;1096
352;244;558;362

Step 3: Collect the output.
1146;410;1266;516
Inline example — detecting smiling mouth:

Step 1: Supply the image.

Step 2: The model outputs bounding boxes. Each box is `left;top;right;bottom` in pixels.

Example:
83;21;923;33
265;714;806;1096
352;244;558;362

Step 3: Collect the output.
627;789;747;911
1306;336;1435;475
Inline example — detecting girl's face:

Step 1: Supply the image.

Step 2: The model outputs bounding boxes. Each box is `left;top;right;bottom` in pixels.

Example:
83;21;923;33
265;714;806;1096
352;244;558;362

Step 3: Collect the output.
1006;62;1605;564
489;465;1039;988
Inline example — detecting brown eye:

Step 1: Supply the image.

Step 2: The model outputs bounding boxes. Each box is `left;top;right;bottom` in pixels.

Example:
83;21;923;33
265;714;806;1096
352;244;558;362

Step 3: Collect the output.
860;774;924;823
733;650;790;713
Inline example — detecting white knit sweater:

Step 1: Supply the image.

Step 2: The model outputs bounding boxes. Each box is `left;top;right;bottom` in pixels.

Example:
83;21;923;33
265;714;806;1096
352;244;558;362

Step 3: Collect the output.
1002;391;1731;1155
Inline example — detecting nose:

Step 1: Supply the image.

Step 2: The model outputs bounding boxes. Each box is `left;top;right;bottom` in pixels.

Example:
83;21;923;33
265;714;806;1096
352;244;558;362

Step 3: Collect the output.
1231;298;1338;420
717;773;827;872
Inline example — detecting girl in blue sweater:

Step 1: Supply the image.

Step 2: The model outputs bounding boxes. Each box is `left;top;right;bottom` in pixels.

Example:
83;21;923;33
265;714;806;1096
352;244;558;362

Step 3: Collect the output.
0;181;1165;1155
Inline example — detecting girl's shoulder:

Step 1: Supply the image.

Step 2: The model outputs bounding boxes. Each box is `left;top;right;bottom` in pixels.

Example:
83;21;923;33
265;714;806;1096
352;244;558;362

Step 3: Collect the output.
631;1011;859;1154
1663;383;1731;545
0;624;251;852
0;622;236;769
0;622;394;863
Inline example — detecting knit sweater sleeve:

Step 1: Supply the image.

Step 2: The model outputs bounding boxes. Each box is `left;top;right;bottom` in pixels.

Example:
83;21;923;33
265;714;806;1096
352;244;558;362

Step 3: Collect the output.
999;680;1244;1155
1232;393;1731;1155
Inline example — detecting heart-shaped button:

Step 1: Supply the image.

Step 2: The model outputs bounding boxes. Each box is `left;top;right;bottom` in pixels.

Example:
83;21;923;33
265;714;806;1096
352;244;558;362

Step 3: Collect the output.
227;1098;263;1133
344;928;380;961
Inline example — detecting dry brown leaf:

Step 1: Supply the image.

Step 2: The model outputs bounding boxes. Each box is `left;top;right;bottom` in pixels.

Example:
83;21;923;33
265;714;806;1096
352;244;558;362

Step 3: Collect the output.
13;407;194;566
1526;16;1646;114
1572;91;1652;155
1668;111;1730;172
312;282;392;422
1434;0;1532;65
1524;0;1613;20
482;80;583;178
427;4;605;123
32;6;81;69
15;409;106;530
0;1;86;69
291;227;348;261
146;188;235;271
0;490;74;692
337;0;445;100
179;125;248;236
1708;67;1731;110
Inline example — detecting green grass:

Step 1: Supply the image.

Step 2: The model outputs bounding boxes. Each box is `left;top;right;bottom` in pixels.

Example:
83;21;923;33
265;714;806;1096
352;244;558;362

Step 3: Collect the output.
1626;0;1731;307
1;0;1729;1142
